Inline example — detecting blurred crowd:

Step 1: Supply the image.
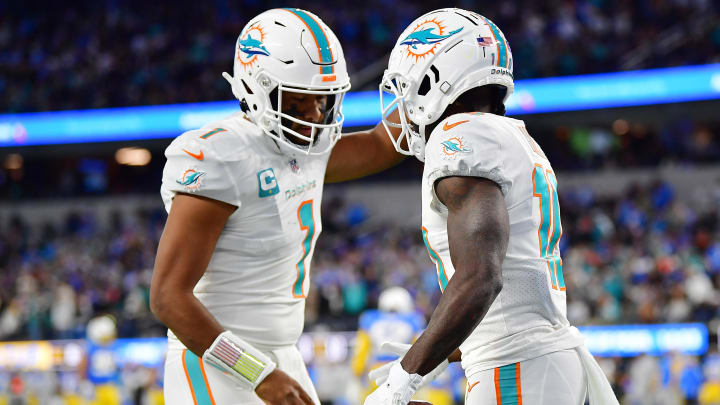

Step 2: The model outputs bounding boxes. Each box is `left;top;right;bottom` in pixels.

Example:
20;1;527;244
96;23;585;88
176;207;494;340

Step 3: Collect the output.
3;0;719;112
0;209;165;341
539;120;720;171
3;118;720;202
3;178;720;401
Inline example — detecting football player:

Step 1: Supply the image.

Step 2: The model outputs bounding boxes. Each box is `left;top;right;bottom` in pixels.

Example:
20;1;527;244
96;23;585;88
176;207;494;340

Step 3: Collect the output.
150;8;403;405
365;8;618;405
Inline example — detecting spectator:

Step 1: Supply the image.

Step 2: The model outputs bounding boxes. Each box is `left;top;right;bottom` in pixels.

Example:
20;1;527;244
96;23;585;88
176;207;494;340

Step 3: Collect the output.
2;0;718;112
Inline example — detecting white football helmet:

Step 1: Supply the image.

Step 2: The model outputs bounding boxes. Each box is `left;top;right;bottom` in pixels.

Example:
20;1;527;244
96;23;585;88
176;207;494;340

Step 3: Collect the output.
223;8;351;155
380;8;514;161
378;287;414;314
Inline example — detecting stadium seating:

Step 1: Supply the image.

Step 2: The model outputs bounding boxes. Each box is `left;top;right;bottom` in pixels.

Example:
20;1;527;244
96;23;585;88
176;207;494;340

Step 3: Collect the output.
3;0;718;112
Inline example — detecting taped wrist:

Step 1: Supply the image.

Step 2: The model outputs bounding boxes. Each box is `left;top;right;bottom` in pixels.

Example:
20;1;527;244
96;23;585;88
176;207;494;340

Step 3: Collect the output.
202;331;276;390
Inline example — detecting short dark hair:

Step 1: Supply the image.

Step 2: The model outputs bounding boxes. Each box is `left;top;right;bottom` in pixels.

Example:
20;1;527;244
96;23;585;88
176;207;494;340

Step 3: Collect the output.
452;84;507;116
423;84;509;139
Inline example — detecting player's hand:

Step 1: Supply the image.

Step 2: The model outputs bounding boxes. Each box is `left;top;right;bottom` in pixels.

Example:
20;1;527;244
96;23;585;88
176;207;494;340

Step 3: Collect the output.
368;342;449;388
368;342;411;386
255;369;314;405
363;362;422;405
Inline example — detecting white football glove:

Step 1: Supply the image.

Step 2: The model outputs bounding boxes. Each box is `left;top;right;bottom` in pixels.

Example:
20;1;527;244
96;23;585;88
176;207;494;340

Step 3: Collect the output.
363;362;422;405
368;342;449;388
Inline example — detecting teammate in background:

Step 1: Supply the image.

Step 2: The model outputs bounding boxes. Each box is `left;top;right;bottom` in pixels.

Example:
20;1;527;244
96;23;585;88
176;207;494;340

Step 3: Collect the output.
364;8;618;405
150;8;403;405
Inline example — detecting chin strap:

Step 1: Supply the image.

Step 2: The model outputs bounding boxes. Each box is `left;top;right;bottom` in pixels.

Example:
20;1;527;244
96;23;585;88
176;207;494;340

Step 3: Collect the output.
410;125;427;162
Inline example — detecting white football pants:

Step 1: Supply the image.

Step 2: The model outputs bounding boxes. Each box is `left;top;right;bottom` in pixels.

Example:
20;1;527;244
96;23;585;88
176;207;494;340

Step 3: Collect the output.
464;349;587;405
163;345;320;405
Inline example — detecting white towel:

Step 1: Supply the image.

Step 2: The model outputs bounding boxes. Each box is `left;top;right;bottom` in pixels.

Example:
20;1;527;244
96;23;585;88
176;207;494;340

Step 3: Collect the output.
570;327;620;404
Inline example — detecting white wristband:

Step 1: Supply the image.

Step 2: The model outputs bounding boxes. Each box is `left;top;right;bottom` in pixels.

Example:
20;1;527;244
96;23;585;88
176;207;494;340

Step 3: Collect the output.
202;331;276;390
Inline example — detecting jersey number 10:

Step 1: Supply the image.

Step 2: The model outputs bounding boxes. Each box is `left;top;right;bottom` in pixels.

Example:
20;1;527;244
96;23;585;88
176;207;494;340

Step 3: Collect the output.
532;164;566;291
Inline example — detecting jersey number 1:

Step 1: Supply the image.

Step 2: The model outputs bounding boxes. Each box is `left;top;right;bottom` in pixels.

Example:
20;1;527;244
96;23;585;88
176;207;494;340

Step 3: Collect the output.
532;164;565;291
294;200;315;298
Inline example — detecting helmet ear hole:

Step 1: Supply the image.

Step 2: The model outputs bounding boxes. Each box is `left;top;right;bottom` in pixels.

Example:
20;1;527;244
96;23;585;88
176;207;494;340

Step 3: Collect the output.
418;74;432;96
268;88;279;111
241;79;254;95
239;99;250;113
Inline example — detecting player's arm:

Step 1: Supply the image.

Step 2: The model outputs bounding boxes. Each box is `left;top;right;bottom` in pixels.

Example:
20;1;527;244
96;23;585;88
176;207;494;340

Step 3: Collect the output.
325;109;406;183
151;194;314;405
400;176;508;375
150;193;234;355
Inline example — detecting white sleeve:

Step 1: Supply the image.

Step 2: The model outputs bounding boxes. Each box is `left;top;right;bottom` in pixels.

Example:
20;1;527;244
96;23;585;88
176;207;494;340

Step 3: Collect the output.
161;134;242;208
425;115;513;211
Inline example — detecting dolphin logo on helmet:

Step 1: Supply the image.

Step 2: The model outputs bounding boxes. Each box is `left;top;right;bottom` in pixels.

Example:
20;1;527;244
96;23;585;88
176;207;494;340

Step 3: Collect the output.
400;27;463;49
238;34;270;57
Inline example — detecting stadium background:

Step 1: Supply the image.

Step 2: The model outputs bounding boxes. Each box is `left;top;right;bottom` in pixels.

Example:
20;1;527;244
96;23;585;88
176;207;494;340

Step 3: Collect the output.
2;0;720;404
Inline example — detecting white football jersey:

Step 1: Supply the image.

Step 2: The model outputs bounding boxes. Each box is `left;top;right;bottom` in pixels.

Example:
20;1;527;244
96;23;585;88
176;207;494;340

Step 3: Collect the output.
161;112;329;351
421;112;584;376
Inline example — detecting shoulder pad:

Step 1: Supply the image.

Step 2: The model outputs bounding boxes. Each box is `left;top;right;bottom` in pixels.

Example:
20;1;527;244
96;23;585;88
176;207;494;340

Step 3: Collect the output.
425;113;513;209
162;128;246;207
